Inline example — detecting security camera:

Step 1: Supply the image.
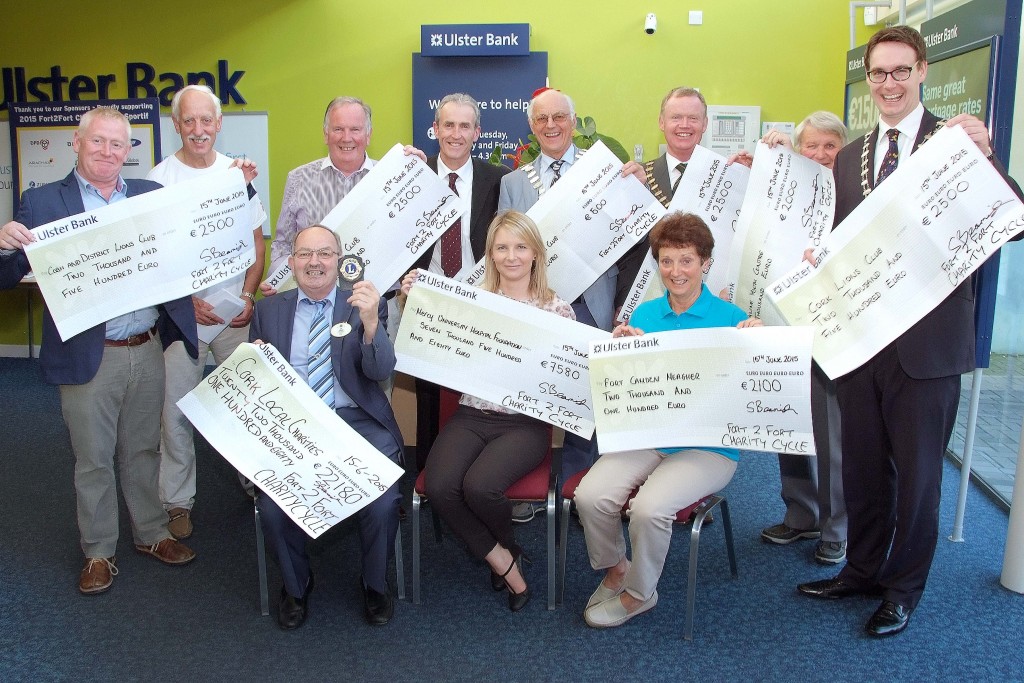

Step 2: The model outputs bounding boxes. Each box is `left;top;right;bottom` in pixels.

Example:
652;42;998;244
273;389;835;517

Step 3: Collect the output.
645;13;657;35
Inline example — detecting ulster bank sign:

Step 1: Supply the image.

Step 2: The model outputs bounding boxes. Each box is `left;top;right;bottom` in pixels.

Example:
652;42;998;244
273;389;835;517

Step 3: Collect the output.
421;24;530;57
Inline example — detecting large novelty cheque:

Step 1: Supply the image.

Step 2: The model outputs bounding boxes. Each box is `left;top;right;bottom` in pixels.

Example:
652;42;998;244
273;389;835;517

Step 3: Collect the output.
178;343;404;539
464;141;665;303
617;146;749;323
395;272;609;438
588;326;815;455
262;143;459;293
725;144;835;325
768;125;1024;379
23;168;254;340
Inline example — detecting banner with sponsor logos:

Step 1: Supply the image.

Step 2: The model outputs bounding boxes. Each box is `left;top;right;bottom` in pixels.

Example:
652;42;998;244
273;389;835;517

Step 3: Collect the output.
7;98;160;214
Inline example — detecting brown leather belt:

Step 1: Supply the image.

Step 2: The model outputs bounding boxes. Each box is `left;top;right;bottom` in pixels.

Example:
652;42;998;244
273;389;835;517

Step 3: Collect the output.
104;327;157;348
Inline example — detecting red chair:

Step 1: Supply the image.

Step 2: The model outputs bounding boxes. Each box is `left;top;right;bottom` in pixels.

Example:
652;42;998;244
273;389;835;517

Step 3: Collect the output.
412;388;558;609
557;468;737;639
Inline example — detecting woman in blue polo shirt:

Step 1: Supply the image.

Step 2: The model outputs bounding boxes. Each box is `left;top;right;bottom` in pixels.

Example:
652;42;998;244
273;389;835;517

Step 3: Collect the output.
575;211;761;628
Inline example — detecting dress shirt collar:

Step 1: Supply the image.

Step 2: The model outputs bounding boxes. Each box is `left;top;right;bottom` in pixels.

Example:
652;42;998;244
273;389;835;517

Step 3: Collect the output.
437;156;474;185
73;169;127;202
877;103;924;150
299;285;338;308
319;154;375;178
538;145;577;172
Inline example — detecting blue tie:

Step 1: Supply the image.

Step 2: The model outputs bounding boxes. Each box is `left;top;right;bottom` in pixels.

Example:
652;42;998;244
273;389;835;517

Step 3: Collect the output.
307;299;334;408
875;129;900;186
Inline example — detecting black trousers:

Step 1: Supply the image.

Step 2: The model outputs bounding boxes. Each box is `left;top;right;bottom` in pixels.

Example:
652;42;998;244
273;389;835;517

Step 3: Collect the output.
836;344;960;610
424;406;548;560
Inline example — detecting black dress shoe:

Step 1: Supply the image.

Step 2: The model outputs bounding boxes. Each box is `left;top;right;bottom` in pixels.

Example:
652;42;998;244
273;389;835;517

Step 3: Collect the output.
499;553;531;612
865;600;912;637
490;569;506;592
797;577;872;599
363;582;394;626
277;574;314;630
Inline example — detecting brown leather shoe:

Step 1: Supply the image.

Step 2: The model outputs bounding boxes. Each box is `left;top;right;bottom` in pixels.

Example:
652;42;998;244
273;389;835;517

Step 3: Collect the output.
135;538;196;565
167;507;193;539
79;557;117;594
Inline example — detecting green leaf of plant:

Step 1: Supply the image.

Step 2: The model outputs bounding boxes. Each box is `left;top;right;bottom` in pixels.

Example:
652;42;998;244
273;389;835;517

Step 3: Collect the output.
582;116;597;137
488;146;505;166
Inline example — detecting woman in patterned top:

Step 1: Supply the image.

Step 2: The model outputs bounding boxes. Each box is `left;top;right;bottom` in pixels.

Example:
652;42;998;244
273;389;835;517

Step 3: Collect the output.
401;210;574;611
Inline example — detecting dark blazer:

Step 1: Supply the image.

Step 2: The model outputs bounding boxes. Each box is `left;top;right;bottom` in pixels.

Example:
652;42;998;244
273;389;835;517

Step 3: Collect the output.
249;286;404;460
832;109;1022;379
647;154;673;208
412;156;509;272
0;171;198;385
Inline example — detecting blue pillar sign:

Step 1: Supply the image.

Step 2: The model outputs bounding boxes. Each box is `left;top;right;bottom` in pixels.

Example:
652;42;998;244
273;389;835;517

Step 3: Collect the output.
412;24;546;166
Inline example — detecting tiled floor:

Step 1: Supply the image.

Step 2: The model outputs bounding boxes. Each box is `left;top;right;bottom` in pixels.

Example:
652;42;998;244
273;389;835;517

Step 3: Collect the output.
949;353;1023;508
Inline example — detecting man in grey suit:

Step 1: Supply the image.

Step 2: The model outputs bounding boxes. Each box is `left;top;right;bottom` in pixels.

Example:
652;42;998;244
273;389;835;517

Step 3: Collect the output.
497;87;610;493
412;93;509;470
251;225;403;629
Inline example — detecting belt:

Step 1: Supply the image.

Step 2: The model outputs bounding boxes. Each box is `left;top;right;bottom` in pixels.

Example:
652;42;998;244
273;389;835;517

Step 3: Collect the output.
104;327;157;348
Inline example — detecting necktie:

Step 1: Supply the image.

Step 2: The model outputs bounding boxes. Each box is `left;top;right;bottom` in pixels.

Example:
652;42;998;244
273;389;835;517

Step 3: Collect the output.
440;172;462;278
549;160;565;186
875;129;900;186
670;162;687;195
307;299;335;409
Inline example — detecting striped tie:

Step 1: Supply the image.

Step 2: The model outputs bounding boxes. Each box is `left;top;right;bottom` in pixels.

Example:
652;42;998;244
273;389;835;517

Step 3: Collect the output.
670;162;687;195
549;159;565;186
307;299;334;408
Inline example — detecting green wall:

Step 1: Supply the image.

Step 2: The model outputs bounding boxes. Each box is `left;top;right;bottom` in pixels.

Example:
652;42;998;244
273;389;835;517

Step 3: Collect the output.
0;0;874;347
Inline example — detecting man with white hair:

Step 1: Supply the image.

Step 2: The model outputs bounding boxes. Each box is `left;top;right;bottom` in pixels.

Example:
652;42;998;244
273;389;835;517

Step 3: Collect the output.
147;85;266;539
498;87;615;506
266;96;375;275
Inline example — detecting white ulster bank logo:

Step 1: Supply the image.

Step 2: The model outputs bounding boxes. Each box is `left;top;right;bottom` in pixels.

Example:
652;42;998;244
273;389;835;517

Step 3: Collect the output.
430;31;519;47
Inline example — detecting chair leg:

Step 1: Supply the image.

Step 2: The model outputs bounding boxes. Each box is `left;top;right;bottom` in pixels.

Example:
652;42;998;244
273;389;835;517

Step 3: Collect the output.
394;529;406;601
412;491;422;604
719;498;738;578
547;488;557;610
558;498;571;606
254;502;269;617
684;510;708;641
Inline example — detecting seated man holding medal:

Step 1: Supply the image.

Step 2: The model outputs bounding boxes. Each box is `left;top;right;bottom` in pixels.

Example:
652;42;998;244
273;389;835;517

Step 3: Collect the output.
250;225;404;629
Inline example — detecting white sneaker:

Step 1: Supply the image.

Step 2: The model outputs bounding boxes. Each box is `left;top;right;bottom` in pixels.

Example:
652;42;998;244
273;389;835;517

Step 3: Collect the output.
586;581;625;610
584;590;658;628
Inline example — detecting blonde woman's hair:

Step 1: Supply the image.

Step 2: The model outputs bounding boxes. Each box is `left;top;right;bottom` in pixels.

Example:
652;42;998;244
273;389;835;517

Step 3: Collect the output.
481;210;554;304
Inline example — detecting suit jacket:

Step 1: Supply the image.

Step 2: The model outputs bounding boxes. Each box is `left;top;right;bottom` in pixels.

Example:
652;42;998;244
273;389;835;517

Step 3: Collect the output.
833;109;1021;379
646;154;673;208
498;150;617;331
249;287;404;460
0;171;198;385
413;157;509;272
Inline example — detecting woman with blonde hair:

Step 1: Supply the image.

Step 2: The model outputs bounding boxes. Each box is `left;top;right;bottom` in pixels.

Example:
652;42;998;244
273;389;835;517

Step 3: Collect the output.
401;209;574;611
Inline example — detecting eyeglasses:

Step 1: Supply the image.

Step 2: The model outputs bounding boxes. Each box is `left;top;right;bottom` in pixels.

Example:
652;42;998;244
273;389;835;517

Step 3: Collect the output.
865;63;917;83
532;112;571;125
293;248;338;260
